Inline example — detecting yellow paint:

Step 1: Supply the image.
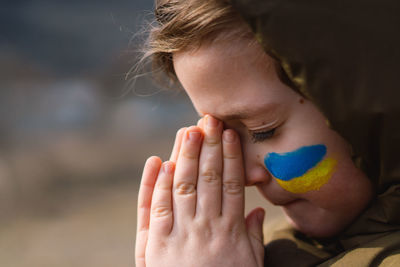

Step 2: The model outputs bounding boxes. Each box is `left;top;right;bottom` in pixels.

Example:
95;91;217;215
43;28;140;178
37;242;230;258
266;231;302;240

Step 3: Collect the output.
275;157;337;194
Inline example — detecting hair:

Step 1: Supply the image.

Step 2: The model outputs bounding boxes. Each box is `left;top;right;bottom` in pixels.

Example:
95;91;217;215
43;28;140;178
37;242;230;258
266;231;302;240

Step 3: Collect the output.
143;0;298;90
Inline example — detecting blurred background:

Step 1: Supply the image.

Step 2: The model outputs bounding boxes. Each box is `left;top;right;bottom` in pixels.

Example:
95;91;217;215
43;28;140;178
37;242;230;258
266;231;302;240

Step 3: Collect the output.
0;0;283;266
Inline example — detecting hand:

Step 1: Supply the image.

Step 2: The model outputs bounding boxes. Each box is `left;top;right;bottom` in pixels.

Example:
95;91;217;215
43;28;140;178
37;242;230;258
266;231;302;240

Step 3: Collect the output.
135;115;265;267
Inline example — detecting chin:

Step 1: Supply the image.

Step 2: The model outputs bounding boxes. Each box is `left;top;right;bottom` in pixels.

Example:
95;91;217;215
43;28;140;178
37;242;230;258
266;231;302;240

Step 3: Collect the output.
286;217;342;238
282;203;348;238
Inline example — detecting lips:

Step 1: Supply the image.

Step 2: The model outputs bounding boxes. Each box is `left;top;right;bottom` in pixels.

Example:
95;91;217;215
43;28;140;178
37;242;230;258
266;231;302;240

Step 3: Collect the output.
271;198;300;206
281;199;303;207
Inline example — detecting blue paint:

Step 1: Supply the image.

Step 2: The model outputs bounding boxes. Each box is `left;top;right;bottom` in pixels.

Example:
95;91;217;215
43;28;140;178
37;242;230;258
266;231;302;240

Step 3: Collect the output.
264;144;327;181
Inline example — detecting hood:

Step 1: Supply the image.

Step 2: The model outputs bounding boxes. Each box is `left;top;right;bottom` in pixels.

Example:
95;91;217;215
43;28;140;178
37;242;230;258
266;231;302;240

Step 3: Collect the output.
231;0;400;194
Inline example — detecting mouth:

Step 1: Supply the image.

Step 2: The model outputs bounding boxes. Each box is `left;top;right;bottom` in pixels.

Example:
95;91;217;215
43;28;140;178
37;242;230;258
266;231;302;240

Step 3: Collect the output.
281;199;303;207
270;198;301;206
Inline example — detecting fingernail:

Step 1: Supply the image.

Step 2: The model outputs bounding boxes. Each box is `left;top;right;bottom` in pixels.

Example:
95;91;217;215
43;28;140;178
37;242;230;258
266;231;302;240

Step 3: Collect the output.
188;131;201;141
163;162;174;174
206;115;219;128
223;130;236;143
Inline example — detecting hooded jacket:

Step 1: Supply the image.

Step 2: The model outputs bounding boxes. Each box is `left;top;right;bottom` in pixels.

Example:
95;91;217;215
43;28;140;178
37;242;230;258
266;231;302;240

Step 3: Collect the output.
231;0;400;266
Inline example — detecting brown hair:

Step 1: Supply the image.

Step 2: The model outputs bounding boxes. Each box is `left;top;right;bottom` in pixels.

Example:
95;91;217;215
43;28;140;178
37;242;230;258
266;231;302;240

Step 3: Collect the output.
143;0;252;83
143;0;298;91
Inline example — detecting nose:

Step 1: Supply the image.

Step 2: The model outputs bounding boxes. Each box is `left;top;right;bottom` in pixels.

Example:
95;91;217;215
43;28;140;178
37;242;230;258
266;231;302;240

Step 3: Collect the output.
244;160;272;186
239;137;272;186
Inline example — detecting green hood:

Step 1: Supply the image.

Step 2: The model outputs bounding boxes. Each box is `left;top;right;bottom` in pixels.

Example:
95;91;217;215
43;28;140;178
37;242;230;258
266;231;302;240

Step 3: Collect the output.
231;0;400;264
231;0;400;193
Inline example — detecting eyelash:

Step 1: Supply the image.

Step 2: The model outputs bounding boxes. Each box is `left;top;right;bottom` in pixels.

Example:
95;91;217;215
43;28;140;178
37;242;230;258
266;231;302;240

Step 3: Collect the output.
250;128;276;143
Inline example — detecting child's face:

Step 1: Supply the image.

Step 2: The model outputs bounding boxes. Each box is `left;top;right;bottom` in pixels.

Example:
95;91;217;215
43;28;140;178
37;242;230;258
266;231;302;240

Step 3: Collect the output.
173;40;373;237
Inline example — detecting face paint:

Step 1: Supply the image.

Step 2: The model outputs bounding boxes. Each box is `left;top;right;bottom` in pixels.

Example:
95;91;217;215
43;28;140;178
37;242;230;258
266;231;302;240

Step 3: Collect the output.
264;144;337;193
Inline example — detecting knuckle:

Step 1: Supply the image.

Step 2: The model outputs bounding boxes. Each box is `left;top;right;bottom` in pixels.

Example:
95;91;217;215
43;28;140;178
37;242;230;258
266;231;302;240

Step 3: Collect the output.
227;226;243;242
221;220;243;237
223;153;238;159
200;169;221;184
181;151;198;160
204;136;221;146
194;222;213;239
223;179;243;195
151;204;171;217
157;183;171;191
175;181;196;195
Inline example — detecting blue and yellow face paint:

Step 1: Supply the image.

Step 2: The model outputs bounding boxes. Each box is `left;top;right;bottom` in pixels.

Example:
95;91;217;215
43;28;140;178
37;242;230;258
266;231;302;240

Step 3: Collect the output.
264;144;337;193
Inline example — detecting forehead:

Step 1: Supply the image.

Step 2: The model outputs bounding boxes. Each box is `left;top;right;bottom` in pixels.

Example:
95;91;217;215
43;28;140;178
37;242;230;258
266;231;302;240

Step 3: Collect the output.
173;40;298;119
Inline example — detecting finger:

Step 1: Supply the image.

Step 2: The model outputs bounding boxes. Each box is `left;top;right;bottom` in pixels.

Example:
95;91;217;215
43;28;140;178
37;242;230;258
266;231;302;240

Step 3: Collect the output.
169;127;187;163
173;126;203;223
221;129;245;219
197;117;205;129
246;208;265;267
135;156;162;267
149;161;175;237
196;115;223;218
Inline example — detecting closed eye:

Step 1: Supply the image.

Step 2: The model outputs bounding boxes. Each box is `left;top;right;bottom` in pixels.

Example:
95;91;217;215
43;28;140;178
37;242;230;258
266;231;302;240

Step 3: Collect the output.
250;128;276;143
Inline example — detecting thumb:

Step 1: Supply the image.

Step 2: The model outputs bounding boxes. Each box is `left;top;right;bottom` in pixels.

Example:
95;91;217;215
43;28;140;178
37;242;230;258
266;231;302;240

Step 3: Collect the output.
246;207;265;266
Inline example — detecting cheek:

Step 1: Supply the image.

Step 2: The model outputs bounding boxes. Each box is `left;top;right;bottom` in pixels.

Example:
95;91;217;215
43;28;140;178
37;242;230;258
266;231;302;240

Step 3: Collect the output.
264;144;337;194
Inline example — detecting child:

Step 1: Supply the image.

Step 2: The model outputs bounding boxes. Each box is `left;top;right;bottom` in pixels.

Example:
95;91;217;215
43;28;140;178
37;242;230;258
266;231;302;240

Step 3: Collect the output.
136;0;400;266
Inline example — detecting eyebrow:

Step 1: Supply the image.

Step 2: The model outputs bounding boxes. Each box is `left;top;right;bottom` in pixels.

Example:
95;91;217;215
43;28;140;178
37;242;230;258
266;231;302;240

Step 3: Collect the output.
199;103;280;121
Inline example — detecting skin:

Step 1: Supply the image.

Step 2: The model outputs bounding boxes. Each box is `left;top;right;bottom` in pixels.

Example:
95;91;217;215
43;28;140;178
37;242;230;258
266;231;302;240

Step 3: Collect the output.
135;38;373;267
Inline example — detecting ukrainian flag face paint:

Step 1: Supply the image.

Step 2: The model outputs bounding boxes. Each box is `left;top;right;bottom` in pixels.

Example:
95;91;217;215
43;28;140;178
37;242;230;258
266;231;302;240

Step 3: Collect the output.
264;144;337;193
